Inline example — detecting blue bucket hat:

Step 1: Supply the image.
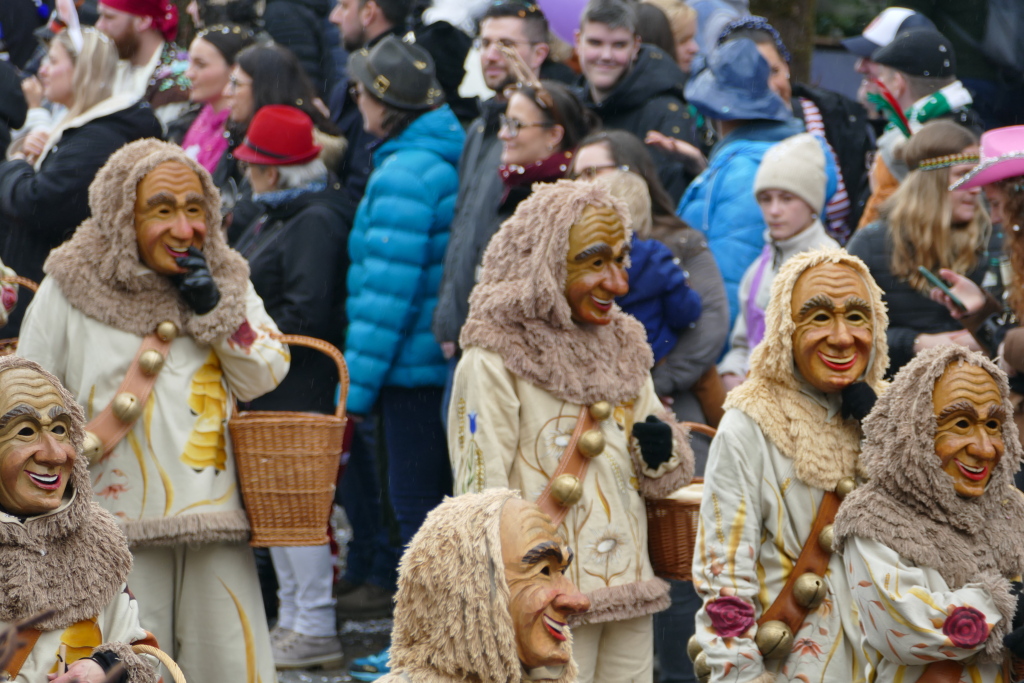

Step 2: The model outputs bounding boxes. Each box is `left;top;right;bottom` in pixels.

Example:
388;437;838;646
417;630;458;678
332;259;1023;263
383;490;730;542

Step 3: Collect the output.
684;38;791;122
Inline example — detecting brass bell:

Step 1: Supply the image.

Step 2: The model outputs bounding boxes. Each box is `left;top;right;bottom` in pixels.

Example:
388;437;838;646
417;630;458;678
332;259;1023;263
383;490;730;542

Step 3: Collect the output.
693;651;711;683
835;477;857;499
686;634;702;663
139;349;165;376
83;431;104;465
156;321;178;342
112;392;143;423
550;474;584;507
793;573;828;610
818;524;835;554
589;401;612;421
578;430;605;458
755;620;793;659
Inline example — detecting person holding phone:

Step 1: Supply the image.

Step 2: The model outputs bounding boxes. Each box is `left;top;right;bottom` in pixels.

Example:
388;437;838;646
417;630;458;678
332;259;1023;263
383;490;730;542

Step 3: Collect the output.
846;120;989;374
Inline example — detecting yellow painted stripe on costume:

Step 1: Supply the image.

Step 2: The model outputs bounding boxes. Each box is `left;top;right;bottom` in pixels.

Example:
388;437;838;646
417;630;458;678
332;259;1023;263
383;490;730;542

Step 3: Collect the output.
174;484;236;515
141;395;174;515
819;620;843;682
595;476;612;522
219;578;257;683
906;587;945;613
967;664;982;683
893;665;904;683
128;429;148;517
727;495;746;585
865;562;935;635
712;492;725;546
87;385;95;421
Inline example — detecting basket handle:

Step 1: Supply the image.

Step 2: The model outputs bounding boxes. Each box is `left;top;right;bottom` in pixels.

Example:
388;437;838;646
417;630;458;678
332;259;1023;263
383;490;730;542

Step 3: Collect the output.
680;422;717;439
271;334;349;418
0;275;38;293
132;644;186;683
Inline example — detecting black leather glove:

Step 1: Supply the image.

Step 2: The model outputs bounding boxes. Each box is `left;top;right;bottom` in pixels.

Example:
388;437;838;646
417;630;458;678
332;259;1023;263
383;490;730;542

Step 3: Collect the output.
840;382;877;422
172;246;220;315
632;415;674;470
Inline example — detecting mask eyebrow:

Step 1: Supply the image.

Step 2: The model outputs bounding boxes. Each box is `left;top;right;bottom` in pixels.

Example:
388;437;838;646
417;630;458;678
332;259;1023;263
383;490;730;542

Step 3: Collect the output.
845;297;872;315
937;400;979;422
798;294;835;318
573;243;613;263
184;192;205;205
0;405;41;430
988;404;1008;422
146;191;177;208
522;541;565;566
48;405;69;419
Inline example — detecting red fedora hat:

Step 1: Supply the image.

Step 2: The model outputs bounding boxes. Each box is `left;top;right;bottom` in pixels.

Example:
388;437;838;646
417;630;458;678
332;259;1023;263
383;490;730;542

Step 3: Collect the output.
233;105;322;166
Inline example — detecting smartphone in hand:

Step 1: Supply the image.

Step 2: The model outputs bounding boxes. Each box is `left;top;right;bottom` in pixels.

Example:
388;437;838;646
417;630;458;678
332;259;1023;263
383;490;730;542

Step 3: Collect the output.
918;266;967;312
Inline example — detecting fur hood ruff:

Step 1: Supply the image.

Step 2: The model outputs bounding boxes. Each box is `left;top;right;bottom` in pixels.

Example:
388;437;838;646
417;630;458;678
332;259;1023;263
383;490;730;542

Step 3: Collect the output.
724;249;890;490
834;345;1024;662
460;180;653;406
0;357;134;632
383;490;577;683
43;139;250;344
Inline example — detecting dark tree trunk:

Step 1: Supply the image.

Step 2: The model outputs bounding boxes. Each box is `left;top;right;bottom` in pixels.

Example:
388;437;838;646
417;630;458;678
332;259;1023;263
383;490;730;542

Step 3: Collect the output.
750;0;817;84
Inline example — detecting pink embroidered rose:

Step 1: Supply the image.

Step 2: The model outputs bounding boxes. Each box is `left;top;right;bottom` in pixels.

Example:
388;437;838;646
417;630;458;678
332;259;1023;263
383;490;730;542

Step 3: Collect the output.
230;320;257;349
942;605;989;649
1;285;16;313
706;596;756;638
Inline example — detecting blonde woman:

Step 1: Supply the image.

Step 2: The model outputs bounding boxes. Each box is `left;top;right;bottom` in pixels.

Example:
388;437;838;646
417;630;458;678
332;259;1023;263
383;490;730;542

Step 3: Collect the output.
0;28;161;333
641;0;699;73
847;119;989;373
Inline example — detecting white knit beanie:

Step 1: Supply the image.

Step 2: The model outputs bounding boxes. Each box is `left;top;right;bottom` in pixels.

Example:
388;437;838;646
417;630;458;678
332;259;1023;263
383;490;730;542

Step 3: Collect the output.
753;133;827;213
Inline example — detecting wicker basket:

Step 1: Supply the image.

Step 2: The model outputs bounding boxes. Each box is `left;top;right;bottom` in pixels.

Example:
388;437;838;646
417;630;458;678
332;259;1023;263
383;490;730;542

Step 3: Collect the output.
646;422;715;581
0;275;38;357
229;334;348;547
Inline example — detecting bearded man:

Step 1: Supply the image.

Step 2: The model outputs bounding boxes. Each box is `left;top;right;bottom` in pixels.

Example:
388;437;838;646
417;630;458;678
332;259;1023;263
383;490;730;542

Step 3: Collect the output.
17;138;287;683
380;489;591;683
835;345;1024;683
692;248;889;683
449;179;694;683
0;357;157;683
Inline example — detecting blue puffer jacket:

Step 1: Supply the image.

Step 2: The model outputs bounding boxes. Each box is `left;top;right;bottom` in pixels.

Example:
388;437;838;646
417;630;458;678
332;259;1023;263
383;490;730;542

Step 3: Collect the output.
618;237;702;363
676;118;806;331
345;105;465;414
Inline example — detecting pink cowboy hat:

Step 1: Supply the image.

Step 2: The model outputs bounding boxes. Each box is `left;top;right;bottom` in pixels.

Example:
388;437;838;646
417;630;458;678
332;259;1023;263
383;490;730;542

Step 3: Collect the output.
951;125;1024;190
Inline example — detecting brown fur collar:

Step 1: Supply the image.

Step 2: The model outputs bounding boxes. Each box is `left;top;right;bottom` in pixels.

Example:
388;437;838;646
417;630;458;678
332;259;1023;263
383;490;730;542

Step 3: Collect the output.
834;346;1024;661
388;490;577;683
460;180;652;406
725;249;889;490
0;358;133;631
43;139;249;344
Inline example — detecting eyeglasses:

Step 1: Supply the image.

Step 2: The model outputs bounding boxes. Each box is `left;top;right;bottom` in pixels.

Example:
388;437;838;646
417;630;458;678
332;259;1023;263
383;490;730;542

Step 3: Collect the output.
473;37;537;52
570;164;631;181
228;75;252;91
499;114;552;137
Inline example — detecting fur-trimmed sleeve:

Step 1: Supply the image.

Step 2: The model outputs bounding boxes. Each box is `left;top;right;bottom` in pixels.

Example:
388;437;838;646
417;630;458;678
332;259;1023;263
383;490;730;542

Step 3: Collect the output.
630;377;694;499
92;584;158;682
846;535;1013;668
92;641;158;683
213;282;289;403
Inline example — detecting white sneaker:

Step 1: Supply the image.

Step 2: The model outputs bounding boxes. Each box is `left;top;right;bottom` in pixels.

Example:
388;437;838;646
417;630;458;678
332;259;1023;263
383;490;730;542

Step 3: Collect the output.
273;632;344;670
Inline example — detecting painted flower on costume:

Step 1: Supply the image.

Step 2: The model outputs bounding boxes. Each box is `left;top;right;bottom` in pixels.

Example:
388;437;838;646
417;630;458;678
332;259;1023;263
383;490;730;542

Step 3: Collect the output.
706;596;756;638
942;606;989;648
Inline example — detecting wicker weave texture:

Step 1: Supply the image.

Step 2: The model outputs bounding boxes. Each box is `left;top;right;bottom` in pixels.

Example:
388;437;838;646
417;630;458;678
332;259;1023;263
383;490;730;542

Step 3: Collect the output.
646;496;701;582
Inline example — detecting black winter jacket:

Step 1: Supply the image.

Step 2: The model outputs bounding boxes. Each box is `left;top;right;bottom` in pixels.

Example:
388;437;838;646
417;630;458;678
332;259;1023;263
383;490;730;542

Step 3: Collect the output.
846;220;990;375
431;98;505;344
0;99;162;335
235;178;350;413
263;0;335;97
577;44;698;203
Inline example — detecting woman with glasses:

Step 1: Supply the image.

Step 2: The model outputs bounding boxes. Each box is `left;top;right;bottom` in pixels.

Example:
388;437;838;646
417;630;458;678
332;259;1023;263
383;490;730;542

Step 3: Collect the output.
169;25;254;174
0;28;161;336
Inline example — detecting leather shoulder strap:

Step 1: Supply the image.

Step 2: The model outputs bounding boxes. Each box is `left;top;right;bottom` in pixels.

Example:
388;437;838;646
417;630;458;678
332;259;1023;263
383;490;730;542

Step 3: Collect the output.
535;405;597;528
3;628;41;680
917;659;965;683
758;491;841;631
84;329;173;463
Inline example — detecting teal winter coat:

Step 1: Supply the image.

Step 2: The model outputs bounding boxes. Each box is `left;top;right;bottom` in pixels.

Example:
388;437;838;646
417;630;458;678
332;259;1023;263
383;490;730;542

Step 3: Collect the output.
344;105;465;414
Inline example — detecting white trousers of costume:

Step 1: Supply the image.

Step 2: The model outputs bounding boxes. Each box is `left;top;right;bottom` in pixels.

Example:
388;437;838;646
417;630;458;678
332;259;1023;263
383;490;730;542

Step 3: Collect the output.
270;545;337;637
571;615;653;683
129;542;277;683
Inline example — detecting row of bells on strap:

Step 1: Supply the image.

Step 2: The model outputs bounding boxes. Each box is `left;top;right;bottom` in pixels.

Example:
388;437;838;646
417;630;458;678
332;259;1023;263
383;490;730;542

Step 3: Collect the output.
83;321;177;464
549;402;612;507
689;476;857;681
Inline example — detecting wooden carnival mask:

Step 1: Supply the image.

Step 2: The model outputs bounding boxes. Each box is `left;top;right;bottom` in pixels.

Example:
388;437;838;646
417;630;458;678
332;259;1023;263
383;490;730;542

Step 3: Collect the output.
0;367;76;516
790;262;873;394
134;161;208;275
564;205;630;326
500;498;590;670
932;362;1004;498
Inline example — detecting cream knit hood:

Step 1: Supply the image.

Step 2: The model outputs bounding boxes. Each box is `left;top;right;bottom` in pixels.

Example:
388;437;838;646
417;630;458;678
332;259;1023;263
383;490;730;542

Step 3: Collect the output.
382;490;578;683
43;138;250;344
834;345;1024;662
459;180;653;406
724;248;890;489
